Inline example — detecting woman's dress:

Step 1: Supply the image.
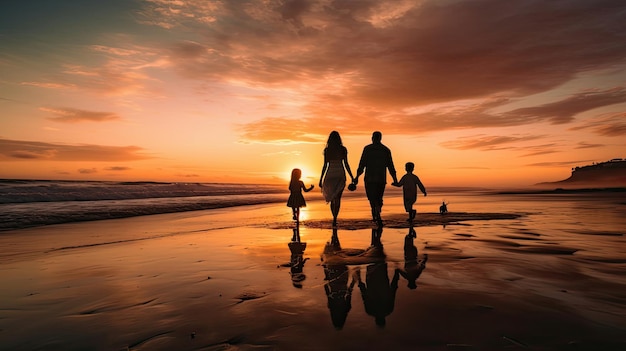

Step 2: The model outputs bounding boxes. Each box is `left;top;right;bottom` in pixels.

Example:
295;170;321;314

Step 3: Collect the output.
322;159;346;203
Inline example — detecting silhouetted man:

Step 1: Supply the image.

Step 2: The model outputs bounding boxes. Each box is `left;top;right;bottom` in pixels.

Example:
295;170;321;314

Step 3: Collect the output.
354;131;398;224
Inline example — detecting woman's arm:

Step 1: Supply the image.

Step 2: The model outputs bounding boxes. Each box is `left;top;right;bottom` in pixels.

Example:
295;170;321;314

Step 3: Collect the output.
319;151;328;188
342;147;355;181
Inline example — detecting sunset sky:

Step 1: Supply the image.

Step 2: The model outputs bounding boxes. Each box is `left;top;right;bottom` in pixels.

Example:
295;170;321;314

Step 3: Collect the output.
1;0;625;187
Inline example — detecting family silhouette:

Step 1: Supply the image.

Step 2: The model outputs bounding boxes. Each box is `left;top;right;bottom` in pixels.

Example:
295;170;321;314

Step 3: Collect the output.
288;130;429;227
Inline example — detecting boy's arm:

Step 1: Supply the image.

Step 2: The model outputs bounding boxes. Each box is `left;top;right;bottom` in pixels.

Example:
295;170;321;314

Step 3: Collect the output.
416;176;427;196
392;175;404;187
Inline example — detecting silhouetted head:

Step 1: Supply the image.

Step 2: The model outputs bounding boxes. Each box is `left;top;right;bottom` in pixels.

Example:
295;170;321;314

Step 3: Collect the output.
325;131;344;158
405;162;415;172
290;168;302;182
372;131;382;144
326;131;343;148
408;280;417;289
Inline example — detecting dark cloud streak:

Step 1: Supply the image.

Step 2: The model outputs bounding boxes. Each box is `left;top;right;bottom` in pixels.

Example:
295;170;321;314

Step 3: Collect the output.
0;138;151;161
42;107;122;123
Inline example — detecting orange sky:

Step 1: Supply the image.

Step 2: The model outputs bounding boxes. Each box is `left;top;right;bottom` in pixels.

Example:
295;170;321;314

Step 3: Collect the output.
1;0;625;187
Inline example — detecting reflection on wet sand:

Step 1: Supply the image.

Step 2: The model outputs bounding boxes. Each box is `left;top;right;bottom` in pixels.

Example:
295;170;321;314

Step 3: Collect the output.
355;227;397;328
321;225;428;329
322;228;356;329
288;224;308;288
399;227;428;290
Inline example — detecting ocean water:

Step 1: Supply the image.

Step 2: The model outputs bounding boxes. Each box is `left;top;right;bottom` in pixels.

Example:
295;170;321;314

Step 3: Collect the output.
0;180;292;231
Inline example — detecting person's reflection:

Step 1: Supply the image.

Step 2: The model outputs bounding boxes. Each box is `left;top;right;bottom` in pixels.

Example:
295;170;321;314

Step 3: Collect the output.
355;226;398;328
288;224;308;288
323;228;356;330
371;224;383;247
398;226;428;289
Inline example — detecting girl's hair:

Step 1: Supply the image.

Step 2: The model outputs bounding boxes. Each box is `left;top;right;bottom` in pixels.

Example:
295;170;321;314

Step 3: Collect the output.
290;168;302;187
325;131;344;159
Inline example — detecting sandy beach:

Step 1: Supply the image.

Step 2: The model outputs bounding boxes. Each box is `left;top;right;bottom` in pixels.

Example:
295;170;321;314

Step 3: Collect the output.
1;193;625;351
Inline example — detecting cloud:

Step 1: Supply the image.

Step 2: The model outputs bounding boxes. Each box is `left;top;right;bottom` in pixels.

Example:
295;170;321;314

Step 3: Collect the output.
78;168;98;174
240;86;626;143
575;141;604;149
0;138;152;161
40;107;122;123
24;41;169;97
440;134;561;157
500;88;626;124
176;173;200;177
526;160;593;167
261;150;303;157
237;117;326;144
569;111;626;136
8;149;57;159
440;134;546;151
105;166;132;171
138;0;626;143
153;0;626;100
21;82;77;89
519;144;562;157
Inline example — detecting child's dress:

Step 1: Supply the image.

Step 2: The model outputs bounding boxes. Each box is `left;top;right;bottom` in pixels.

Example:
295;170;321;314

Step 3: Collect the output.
287;181;307;208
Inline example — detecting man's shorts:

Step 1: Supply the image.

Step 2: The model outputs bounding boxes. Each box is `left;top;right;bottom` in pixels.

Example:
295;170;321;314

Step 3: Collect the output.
365;182;386;207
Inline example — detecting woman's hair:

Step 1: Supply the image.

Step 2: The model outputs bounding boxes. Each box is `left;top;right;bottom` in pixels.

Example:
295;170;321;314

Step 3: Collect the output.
325;131;344;159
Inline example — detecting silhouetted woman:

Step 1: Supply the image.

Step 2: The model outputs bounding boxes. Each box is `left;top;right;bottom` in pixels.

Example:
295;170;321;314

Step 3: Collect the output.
319;131;355;226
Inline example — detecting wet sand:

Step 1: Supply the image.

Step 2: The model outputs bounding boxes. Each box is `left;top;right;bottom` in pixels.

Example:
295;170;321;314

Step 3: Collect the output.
0;196;625;350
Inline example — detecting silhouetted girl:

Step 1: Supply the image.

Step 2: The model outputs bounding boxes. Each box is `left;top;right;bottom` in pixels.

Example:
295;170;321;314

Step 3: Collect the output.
287;168;314;221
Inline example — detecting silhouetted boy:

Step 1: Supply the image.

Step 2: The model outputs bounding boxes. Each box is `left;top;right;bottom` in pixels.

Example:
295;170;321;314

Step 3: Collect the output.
393;162;427;222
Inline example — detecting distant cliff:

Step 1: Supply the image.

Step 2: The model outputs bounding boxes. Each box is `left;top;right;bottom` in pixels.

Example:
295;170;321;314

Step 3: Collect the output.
536;159;626;188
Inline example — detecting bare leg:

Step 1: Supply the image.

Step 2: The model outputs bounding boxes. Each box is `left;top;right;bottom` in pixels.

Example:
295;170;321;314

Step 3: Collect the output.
331;198;341;226
369;201;379;222
330;191;343;226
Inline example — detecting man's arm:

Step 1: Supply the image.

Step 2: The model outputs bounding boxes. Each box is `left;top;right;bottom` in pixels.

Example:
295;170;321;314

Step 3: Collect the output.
386;148;398;183
354;147;367;184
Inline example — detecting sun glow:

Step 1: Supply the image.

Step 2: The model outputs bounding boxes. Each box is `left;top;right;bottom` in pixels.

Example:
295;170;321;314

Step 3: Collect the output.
285;165;318;185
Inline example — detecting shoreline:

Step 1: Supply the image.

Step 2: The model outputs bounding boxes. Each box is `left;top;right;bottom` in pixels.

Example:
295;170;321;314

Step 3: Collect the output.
497;187;626;194
268;212;523;230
